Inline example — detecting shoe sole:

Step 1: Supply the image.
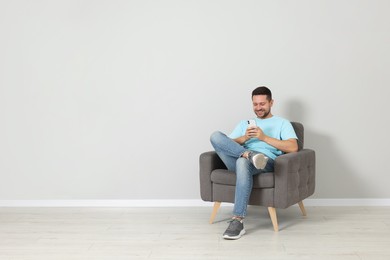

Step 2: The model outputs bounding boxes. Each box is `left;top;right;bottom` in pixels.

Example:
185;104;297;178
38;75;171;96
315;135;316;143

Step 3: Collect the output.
222;229;246;240
252;154;268;169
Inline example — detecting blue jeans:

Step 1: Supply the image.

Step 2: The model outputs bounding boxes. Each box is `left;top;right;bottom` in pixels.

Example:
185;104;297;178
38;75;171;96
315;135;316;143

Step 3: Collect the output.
210;131;274;218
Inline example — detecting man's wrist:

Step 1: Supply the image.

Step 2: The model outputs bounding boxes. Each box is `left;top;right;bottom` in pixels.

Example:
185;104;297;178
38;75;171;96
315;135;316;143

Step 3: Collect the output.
261;135;269;143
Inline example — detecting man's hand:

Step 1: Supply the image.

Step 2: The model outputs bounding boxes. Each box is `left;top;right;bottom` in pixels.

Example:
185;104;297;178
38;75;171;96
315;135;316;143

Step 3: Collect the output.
246;127;265;141
234;127;261;145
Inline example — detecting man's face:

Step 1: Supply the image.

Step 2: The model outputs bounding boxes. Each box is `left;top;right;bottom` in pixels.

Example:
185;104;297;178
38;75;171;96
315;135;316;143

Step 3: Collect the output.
252;95;273;119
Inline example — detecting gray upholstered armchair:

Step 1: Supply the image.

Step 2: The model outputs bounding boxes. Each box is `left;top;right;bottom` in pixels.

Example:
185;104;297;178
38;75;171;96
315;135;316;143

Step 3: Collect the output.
199;122;315;231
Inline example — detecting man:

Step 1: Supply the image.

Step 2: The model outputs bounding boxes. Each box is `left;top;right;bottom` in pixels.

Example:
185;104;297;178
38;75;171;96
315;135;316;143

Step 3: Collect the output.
210;86;298;239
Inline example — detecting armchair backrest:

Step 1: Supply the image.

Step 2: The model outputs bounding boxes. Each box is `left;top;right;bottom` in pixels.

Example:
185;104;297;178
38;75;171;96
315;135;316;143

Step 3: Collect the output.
291;122;304;151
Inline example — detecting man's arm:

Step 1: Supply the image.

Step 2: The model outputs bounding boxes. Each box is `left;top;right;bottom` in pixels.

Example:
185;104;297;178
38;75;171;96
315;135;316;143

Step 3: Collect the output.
248;127;298;153
262;137;298;153
233;136;248;145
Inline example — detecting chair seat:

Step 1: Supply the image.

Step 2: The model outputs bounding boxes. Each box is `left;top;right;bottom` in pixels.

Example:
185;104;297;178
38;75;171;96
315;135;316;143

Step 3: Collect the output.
210;169;275;188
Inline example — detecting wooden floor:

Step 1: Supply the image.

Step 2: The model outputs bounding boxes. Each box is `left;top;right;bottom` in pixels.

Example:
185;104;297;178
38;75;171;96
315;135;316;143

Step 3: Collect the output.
0;206;389;259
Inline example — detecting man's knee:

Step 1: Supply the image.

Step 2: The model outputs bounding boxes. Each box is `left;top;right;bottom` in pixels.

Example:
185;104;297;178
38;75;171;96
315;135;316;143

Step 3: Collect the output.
236;157;251;170
235;158;252;183
210;131;224;145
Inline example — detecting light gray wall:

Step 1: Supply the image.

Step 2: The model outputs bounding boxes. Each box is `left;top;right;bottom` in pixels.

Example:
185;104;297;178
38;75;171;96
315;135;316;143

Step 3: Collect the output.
1;0;389;200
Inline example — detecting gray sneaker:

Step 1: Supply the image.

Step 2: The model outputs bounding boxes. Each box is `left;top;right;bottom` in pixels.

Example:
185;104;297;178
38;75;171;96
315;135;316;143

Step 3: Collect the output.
223;219;246;240
248;152;269;170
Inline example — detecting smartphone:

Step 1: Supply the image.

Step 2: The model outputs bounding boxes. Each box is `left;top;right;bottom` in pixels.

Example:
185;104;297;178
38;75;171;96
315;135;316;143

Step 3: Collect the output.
247;119;256;128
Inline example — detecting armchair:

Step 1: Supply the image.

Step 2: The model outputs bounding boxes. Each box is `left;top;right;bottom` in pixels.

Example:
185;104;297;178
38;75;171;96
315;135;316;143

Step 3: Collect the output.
199;122;315;231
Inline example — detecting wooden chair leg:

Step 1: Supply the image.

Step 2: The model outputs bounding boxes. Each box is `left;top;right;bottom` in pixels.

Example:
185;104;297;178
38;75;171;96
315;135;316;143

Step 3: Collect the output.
209;202;221;224
298;201;307;216
268;207;279;232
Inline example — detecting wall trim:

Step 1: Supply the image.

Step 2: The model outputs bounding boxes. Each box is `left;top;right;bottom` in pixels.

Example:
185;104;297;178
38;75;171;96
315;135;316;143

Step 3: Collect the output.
303;199;390;206
0;200;213;207
0;199;390;207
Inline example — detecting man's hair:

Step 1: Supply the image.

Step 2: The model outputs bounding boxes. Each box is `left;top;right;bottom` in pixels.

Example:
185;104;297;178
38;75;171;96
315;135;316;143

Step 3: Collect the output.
252;86;272;101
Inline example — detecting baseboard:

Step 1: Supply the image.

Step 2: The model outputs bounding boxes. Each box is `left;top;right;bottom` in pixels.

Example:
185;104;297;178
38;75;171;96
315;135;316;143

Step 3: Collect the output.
0;199;390;207
0;200;213;207
303;198;390;206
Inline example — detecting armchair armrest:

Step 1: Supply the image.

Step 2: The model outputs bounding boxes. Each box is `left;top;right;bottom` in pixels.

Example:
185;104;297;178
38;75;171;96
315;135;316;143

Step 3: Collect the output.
273;149;316;208
199;151;227;201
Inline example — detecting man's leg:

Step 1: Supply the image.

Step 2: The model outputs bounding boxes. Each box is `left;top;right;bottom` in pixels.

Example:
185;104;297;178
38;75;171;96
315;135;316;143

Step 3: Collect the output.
210;131;246;171
234;156;275;218
210;131;270;171
233;158;260;218
223;157;275;240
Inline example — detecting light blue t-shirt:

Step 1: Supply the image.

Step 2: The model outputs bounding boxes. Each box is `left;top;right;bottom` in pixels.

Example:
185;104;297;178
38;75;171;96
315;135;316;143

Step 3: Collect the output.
228;116;298;160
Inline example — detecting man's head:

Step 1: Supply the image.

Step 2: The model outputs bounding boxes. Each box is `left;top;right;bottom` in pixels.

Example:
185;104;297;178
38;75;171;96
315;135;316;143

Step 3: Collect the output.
251;86;273;119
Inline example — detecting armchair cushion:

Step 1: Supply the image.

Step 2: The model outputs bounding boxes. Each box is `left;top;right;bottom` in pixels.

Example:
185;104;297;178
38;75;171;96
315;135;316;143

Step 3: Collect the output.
211;169;275;188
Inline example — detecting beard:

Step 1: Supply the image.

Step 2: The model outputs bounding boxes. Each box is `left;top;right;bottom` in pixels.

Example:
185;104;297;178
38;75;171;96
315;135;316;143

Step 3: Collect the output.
255;109;270;119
